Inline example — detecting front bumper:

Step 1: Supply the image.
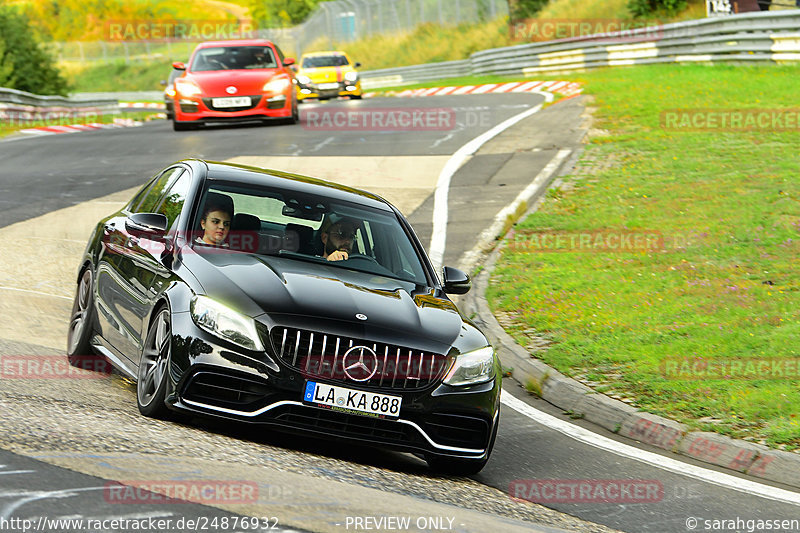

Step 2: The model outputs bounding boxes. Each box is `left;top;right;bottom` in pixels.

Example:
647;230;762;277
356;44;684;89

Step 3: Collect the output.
296;80;362;101
172;92;293;124
165;312;499;459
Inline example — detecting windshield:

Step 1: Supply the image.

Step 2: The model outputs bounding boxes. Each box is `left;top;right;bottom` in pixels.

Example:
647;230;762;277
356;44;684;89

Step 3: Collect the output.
191;46;278;72
192;183;429;285
302;55;349;68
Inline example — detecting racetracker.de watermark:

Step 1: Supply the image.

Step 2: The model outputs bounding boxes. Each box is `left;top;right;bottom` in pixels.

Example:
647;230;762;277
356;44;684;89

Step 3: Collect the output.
507;229;665;253
105;20;255;42
509;18;664;42
661;109;800;132
1;355;111;379
661;357;800;380
104;480;258;504
301;108;470;131
0;111;108;128
510;479;664;504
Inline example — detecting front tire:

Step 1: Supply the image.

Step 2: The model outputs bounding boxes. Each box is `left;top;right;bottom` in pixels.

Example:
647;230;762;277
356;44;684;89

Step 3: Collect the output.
67;267;95;359
137;307;172;418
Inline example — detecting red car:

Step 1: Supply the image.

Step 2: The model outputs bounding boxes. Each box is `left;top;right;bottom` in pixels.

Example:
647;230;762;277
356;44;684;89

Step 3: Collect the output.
170;39;298;131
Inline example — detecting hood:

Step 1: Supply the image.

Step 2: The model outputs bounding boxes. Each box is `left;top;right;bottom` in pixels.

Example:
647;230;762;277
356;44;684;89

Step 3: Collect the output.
182;251;465;354
188;69;282;96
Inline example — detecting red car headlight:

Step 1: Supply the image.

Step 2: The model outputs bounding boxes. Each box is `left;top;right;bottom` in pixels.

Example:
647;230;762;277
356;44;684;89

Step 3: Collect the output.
263;77;291;94
175;79;202;97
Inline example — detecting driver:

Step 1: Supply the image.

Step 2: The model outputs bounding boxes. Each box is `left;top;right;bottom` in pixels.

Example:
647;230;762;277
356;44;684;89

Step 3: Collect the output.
320;215;357;262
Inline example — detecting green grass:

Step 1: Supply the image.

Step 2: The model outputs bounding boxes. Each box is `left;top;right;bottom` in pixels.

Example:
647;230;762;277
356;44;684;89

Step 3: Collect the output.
64;59;174;93
486;63;800;449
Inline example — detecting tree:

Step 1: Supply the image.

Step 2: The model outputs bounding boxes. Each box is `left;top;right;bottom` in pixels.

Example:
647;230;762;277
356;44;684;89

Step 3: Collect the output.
249;0;320;28
507;0;550;20
0;39;14;88
0;5;68;95
627;0;687;17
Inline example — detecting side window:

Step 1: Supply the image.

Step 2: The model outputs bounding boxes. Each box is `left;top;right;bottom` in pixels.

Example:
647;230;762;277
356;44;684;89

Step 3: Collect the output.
134;168;183;213
155;169;191;228
274;45;285;63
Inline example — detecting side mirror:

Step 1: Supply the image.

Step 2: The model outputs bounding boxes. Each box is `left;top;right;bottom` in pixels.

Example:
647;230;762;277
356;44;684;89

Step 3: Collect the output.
442;266;471;295
125;213;168;237
172;61;186;70
354;62;362;68
283;57;295;67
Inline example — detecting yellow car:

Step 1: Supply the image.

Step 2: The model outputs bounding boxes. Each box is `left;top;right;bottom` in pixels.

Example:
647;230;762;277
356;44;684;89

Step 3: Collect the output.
295;51;362;101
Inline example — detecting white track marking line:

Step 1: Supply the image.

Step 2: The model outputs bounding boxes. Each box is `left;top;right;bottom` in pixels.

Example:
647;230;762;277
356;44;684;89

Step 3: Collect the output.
428;95;551;269
501;392;800;507
0;286;72;300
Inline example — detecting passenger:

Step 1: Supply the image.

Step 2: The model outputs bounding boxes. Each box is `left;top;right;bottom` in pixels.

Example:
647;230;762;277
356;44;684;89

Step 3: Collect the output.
197;199;232;246
319;215;357;261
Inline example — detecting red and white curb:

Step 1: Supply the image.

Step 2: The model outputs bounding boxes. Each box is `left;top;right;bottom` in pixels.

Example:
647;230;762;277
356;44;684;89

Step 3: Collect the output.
364;80;582;99
19;118;143;136
119;102;166;110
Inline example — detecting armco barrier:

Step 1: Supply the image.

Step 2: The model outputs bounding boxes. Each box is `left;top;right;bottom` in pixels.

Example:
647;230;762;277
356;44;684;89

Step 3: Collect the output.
0;87;119;124
361;10;800;84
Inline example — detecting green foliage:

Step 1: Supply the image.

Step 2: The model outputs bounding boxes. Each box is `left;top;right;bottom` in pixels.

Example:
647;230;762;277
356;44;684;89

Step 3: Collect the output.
23;0;236;41
249;0;320;28
627;0;688;17
0;39;14;87
0;6;68;95
509;0;551;19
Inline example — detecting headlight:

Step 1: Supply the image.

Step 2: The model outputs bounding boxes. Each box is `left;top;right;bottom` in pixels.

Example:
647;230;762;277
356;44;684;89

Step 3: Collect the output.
344;71;358;82
263;77;291;93
297;75;311;85
443;346;495;386
175;79;201;97
190;296;264;352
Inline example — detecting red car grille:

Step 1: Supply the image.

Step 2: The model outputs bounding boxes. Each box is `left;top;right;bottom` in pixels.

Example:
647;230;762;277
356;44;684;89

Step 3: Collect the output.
202;95;261;112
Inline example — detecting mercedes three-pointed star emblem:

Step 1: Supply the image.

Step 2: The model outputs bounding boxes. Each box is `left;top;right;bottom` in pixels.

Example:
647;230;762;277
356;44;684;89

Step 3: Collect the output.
341;345;378;382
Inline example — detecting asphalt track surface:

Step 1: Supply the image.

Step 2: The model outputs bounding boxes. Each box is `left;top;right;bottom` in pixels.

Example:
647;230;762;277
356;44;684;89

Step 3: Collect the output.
1;94;799;532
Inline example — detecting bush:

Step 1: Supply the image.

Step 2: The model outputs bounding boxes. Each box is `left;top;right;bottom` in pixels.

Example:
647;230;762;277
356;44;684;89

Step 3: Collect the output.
0;6;68;95
509;0;551;19
627;0;688;17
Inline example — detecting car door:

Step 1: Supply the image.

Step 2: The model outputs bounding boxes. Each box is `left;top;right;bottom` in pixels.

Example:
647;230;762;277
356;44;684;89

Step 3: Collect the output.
95;167;187;362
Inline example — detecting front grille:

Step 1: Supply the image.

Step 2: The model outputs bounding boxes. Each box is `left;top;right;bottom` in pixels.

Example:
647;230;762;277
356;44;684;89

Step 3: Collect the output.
275;404;420;445
202;95;260;112
183;371;271;410
269;327;449;391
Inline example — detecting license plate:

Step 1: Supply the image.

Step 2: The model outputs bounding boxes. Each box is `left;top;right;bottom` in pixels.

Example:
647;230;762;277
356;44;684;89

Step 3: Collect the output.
212;96;250;108
318;83;339;90
303;381;401;419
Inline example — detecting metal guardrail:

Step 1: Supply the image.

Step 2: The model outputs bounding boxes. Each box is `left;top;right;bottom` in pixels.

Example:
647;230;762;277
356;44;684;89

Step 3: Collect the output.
360;10;800;85
0;87;119;123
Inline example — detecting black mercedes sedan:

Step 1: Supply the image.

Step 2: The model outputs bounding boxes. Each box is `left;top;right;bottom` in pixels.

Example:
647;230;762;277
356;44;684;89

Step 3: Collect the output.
67;159;500;474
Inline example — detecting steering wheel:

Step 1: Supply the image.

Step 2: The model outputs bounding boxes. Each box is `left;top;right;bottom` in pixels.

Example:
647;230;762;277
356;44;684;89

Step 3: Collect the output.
345;253;379;265
209;59;228;70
